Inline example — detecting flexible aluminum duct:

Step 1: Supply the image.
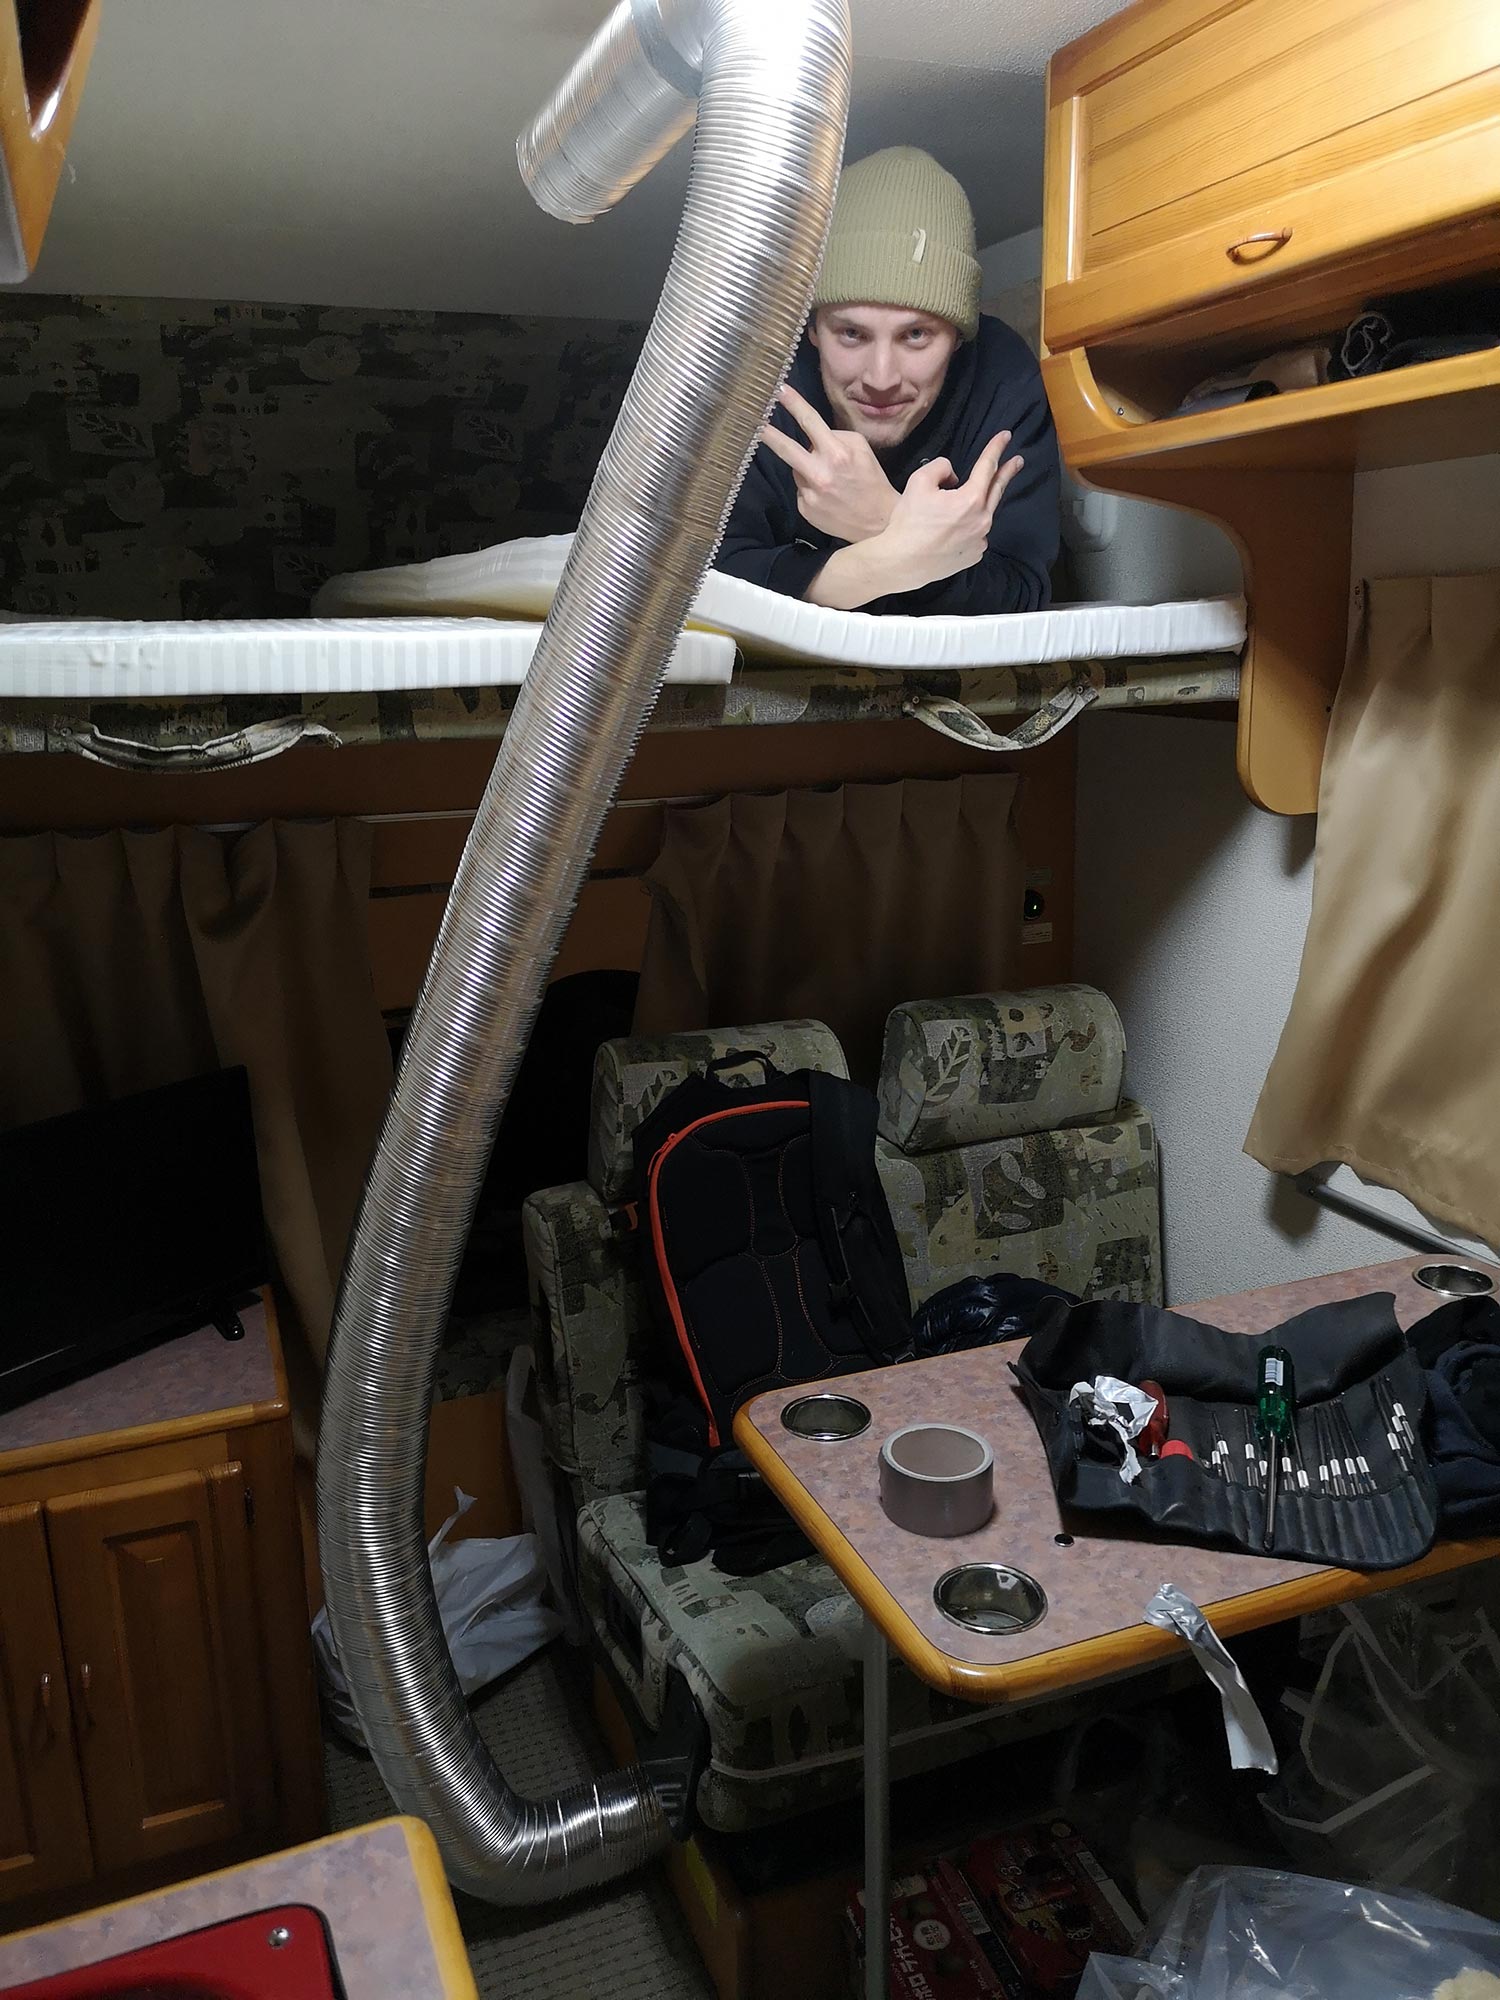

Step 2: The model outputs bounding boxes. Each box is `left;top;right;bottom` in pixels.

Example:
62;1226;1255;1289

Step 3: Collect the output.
317;0;850;1905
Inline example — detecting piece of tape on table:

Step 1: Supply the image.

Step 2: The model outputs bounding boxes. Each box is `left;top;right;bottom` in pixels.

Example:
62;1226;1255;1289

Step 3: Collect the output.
1144;1582;1279;1773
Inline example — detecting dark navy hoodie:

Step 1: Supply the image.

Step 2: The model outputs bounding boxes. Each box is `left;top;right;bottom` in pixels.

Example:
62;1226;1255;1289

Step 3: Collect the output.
715;313;1060;615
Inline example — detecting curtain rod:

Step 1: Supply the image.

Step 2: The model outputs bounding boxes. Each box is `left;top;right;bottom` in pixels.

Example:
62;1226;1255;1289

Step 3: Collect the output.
1290;1169;1468;1256
200;793;718;835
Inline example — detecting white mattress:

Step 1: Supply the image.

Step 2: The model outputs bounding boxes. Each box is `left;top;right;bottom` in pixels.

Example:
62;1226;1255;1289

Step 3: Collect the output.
0;615;735;698
314;533;1247;671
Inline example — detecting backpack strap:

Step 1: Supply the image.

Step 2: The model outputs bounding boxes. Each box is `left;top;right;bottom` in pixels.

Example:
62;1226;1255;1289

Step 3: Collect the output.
807;1069;914;1364
704;1049;780;1085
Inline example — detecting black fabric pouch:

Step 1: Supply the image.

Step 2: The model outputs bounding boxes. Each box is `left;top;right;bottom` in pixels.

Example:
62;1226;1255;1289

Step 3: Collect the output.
1411;1296;1500;1534
1013;1292;1438;1569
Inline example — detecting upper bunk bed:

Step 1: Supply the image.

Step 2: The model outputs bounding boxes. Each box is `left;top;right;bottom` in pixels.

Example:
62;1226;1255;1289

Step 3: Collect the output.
0;534;1244;768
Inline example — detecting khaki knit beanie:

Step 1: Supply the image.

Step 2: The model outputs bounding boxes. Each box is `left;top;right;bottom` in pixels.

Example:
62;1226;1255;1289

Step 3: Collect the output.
813;146;981;342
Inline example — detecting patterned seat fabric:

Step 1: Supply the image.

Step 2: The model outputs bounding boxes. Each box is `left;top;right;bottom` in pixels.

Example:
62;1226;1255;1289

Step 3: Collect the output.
876;985;1161;1307
579;1491;1125;1832
523;987;1163;1831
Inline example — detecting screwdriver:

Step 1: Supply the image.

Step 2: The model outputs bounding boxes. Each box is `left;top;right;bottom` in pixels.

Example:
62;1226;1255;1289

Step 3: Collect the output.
1257;1346;1296;1551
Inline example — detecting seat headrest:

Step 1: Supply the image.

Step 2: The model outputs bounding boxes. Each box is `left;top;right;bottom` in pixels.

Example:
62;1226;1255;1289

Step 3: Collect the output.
588;1019;848;1203
877;984;1126;1153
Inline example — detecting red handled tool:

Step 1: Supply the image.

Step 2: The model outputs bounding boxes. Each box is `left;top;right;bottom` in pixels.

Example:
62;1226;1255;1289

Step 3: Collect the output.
1139;1381;1196;1462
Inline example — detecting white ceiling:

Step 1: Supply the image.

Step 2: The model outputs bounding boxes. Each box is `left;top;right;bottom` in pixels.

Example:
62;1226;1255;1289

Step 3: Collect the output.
25;0;1133;317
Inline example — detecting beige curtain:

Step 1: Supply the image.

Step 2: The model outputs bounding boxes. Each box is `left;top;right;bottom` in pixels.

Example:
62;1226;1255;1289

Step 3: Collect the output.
633;774;1023;1081
0;820;393;1416
1248;572;1500;1244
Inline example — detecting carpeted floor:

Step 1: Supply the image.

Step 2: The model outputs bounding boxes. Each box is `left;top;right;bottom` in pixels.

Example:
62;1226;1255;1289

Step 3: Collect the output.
323;1643;713;2000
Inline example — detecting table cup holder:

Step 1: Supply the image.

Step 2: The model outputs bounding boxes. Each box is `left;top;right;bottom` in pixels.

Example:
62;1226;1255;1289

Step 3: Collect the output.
933;1563;1048;1635
1414;1262;1495;1299
780;1392;871;1441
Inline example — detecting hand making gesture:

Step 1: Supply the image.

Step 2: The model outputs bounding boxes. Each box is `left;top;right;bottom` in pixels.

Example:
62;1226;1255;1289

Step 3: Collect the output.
758;384;900;545
879;430;1026;591
801;428;1027;611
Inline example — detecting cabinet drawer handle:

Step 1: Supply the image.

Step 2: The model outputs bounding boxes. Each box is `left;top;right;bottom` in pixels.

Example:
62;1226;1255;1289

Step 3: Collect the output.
1226;228;1292;264
78;1662;96;1726
35;1671;55;1745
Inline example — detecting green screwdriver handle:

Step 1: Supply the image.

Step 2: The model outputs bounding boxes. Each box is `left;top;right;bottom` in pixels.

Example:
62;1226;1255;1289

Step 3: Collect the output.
1257;1346;1295;1444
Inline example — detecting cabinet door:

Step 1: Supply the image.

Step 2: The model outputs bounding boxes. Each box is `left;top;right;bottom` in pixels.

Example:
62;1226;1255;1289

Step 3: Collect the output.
1045;0;1500;347
46;1464;275;1875
0;1503;94;1903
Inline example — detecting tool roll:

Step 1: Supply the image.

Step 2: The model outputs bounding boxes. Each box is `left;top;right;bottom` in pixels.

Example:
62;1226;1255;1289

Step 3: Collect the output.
1014;1292;1438;1569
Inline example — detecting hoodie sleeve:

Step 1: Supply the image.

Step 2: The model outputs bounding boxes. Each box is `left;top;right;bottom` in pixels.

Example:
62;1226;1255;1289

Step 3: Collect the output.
713;443;832;600
867;356;1061;617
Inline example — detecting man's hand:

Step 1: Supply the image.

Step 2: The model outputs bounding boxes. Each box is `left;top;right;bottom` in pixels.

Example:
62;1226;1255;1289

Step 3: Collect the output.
874;431;1025;595
758;384;899;545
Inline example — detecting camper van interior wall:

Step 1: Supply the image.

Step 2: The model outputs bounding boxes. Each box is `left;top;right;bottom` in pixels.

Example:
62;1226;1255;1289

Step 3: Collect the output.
316;0;855;1908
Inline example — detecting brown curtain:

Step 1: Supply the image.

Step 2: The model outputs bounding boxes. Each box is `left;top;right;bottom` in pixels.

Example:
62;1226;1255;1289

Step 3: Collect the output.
1248;573;1500;1245
633;774;1023;1080
0;820;393;1420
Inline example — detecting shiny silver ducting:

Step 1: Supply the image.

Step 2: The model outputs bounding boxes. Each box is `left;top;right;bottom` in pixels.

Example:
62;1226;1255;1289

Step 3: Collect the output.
317;0;850;1905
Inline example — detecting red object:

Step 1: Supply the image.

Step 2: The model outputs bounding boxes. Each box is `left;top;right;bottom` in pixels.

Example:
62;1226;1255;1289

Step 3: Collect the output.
955;1820;1139;2000
0;1905;342;2000
846;1866;1002;1999
1161;1439;1196;1462
1139;1379;1168;1457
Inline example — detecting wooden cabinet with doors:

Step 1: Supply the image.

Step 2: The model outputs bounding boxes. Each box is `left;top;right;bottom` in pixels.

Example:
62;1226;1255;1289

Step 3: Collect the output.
0;1292;323;1927
1045;0;1500;352
1041;0;1500;815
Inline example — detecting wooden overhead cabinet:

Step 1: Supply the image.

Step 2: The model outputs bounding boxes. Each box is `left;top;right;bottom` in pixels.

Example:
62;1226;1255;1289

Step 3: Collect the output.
1046;0;1500;350
1042;0;1500;814
1;0;99;281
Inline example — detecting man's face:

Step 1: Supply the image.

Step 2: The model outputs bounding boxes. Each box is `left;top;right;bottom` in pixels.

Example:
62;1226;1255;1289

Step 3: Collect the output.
808;305;961;448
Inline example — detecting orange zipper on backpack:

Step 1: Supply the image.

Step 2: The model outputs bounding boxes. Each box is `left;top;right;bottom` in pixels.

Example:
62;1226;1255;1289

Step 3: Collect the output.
647;1100;809;1448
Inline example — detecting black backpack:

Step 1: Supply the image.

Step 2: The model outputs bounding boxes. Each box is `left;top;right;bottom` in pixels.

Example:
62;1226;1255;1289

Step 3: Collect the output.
630;1053;913;1573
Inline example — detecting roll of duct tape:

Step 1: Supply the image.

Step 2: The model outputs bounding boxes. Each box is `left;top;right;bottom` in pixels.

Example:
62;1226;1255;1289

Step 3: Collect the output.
878;1422;994;1538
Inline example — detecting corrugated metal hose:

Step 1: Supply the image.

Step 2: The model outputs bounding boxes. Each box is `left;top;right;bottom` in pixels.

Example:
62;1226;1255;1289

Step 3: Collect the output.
316;0;851;1904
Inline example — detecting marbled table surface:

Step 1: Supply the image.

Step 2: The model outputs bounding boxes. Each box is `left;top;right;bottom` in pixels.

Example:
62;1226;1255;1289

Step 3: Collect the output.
0;1819;468;1994
0;1294;279;1462
741;1256;1500;1687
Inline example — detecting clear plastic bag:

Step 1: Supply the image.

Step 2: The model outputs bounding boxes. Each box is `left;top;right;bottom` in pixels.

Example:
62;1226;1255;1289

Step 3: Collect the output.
1078;1866;1500;2000
312;1487;562;1746
1261;1577;1500;1910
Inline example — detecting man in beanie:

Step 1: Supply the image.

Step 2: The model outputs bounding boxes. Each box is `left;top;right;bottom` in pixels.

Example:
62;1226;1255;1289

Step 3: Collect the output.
717;147;1059;615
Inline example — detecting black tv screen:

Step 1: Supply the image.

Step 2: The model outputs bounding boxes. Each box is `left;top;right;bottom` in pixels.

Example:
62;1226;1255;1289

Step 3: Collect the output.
1;1067;269;1411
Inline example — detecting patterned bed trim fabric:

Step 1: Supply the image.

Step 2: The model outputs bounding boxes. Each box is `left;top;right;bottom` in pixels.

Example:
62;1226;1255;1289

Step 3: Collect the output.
875;1100;1162;1308
579;1491;1168;1831
587;1018;848;1204
0;654;1241;758
878;984;1127;1152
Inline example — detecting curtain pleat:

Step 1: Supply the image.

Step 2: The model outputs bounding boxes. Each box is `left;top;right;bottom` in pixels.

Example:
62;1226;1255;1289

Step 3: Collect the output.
1247;572;1500;1245
633;773;1024;1081
0;820;393;1424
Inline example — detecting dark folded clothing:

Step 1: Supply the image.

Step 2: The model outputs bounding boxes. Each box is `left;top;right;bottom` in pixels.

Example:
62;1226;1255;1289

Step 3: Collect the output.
1411;1296;1500;1533
910;1271;1076;1358
1333;285;1500;380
